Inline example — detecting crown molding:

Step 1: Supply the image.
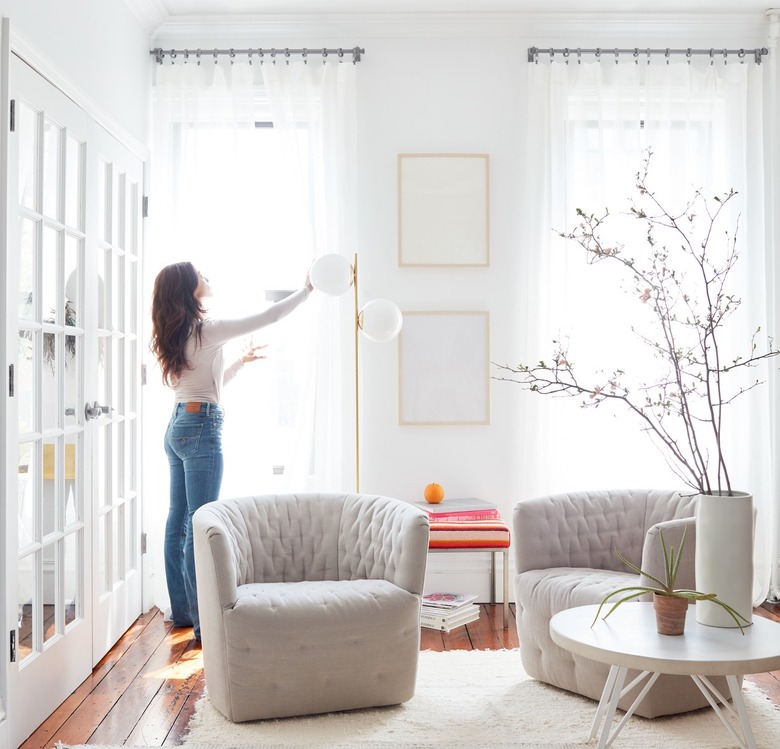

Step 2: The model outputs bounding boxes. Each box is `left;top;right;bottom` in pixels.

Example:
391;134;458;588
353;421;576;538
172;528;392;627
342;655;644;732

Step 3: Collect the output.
122;0;170;33
151;11;771;46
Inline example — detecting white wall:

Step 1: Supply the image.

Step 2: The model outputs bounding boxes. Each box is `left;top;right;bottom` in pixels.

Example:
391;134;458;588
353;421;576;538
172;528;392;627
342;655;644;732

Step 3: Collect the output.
0;0;151;149
152;11;774;598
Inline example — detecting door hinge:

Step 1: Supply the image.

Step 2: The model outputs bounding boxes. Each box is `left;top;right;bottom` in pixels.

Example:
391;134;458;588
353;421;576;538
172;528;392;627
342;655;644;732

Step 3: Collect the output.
10;630;16;663
8;363;14;397
9;99;15;132
141;363;147;386
141;532;147;555
142;195;149;218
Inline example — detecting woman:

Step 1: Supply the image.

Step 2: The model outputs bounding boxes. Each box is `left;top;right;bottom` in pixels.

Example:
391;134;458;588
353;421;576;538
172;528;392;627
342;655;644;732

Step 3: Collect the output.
150;261;312;640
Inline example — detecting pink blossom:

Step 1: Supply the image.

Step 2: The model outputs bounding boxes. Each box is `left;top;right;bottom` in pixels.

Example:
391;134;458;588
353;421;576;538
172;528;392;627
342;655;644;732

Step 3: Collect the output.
640;288;651;303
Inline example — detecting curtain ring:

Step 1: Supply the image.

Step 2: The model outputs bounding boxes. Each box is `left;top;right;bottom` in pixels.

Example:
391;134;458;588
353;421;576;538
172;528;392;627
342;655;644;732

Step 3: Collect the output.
646;48;651;65
548;47;554;62
229;48;236;65
633;48;639;65
322;47;328;65
686;48;692;65
302;48;309;64
665;48;670;65
338;48;344;63
271;49;277;65
259;49;265;65
196;49;202;66
710;48;715;66
284;47;290;65
248;49;253;65
577;48;581;65
170;50;177;65
723;49;728;65
614;48;619;65
739;48;746;64
563;48;569;65
595;47;601;61
183;50;189;64
213;49;219;64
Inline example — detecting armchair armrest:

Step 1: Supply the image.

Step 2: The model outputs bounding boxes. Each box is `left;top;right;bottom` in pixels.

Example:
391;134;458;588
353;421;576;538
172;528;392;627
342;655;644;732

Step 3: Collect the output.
638;516;696;592
193;506;241;610
339;495;430;596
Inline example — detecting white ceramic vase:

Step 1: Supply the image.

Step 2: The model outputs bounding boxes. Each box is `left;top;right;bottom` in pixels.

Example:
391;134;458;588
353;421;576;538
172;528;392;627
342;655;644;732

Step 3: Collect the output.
694;491;754;628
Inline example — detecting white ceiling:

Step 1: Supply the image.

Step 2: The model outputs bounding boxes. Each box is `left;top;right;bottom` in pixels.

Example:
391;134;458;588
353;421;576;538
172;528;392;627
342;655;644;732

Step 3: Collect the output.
156;1;775;16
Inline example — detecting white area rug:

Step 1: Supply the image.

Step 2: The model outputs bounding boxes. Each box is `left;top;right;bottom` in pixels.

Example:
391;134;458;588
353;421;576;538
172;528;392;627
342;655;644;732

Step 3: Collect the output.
178;649;780;748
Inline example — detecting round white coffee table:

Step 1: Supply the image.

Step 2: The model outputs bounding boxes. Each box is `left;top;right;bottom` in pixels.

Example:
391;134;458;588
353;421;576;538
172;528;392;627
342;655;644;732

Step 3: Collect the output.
550;602;780;749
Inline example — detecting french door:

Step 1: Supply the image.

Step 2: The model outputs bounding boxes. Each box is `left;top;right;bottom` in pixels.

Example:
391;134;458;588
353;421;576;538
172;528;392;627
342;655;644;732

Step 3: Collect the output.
4;53;143;747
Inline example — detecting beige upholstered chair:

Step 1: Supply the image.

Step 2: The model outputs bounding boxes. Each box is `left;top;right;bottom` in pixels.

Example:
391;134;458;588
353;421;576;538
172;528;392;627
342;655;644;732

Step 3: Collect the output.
192;492;430;722
514;489;735;718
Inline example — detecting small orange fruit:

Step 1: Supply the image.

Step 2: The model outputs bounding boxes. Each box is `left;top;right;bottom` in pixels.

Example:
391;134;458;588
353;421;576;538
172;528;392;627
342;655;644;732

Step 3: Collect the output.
424;483;445;504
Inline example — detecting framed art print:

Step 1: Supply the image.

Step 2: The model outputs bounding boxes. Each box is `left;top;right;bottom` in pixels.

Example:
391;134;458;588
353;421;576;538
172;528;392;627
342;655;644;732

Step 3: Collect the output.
398;154;490;267
398;311;490;425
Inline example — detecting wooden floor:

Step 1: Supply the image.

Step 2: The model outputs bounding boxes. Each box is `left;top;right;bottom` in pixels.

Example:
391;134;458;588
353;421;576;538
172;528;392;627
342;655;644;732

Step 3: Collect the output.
19;602;780;748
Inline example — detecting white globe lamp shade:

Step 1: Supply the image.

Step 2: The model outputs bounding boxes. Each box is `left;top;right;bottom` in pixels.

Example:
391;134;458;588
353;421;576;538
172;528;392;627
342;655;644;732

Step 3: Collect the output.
359;299;403;342
310;254;353;296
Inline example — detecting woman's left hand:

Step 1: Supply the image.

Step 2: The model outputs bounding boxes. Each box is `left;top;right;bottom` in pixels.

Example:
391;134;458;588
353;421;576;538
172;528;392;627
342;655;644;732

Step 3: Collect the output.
241;343;268;363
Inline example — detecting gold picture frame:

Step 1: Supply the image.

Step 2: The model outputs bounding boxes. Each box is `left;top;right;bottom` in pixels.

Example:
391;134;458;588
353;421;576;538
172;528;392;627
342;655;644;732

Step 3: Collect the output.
398;154;490;267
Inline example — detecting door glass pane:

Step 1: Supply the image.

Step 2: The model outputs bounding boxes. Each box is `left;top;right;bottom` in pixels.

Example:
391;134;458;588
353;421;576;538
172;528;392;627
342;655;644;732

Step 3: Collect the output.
98;159;110;243
42;439;57;537
17;330;35;434
129;258;138;335
18;101;38;211
64;440;78;526
64;531;79;627
42;540;57;644
43;117;61;220
113;505;122;583
99;251;110;330
98;335;109;405
117;173;126;251
41;225;58;326
127;495;137;574
98;512;107;595
19;217;36;320
118;254;126;331
17;552;36;663
64;235;80;429
65;133;83;230
18;443;35;547
41;332;57;432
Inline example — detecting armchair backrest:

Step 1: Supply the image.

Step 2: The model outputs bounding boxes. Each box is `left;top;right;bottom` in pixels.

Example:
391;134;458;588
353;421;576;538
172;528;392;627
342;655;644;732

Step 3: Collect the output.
514;489;694;574
193;492;430;596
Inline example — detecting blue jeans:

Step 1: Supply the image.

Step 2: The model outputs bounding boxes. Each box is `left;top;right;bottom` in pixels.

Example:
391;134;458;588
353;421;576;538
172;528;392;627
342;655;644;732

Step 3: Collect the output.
164;402;224;640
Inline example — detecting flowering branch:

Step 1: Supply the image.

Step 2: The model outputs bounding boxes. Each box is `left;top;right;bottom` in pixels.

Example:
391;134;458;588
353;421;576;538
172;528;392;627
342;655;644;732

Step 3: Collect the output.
495;150;780;494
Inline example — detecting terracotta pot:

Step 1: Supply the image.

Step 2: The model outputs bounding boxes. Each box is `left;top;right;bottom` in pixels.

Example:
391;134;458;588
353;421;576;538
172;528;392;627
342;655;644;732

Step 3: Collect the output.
653;593;688;636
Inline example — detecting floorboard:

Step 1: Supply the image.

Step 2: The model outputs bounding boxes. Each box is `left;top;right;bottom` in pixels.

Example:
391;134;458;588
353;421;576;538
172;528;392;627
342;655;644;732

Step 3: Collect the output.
17;602;780;747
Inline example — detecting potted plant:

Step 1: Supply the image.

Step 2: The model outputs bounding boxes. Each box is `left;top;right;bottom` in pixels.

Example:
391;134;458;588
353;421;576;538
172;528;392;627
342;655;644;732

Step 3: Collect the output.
496;150;779;627
592;526;749;635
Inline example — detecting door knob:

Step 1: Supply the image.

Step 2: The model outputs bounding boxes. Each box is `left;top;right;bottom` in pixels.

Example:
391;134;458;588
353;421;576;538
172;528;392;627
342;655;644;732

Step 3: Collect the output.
85;401;113;420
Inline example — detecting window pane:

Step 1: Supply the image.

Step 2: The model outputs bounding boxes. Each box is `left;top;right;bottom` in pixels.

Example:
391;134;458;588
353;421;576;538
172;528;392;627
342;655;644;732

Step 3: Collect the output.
18;217;36;321
43;540;58;644
41;225;58;325
17;330;35;435
42;439;58;537
64;531;79;627
17;552;36;662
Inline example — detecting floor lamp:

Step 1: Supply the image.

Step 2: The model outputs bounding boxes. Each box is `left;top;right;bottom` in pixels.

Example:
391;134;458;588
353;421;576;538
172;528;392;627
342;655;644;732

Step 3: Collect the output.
310;253;403;491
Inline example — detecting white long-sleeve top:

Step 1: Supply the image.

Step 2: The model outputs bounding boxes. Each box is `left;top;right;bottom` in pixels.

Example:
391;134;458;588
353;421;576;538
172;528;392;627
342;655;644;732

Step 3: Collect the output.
172;287;311;405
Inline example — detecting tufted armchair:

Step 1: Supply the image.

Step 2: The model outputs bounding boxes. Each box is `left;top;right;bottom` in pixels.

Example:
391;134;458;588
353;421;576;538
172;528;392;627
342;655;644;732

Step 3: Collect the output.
192;492;430;722
514;489;735;718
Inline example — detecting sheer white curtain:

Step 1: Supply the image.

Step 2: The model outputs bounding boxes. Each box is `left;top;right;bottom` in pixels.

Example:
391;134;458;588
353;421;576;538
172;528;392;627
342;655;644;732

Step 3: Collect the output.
519;57;775;603
145;58;356;609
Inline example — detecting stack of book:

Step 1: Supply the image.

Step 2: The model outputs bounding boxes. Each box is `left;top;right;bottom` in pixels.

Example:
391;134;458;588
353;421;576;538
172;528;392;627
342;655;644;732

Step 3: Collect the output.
420;592;480;632
412;497;500;522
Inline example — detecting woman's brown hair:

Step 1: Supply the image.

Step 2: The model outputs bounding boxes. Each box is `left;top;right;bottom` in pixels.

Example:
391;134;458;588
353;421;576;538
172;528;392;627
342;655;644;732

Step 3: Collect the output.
150;261;206;386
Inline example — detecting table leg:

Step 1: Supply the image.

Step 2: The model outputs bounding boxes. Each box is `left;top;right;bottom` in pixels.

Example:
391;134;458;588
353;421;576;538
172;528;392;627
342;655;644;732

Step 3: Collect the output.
502;548;509;629
591;665;627;749
690;674;755;749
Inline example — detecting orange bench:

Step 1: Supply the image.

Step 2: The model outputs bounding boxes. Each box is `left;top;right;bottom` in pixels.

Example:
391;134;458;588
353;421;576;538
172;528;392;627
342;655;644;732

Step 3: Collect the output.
428;519;511;629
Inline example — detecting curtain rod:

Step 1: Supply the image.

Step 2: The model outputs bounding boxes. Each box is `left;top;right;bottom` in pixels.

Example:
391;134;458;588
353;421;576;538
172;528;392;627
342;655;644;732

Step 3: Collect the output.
528;47;769;64
150;46;365;65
